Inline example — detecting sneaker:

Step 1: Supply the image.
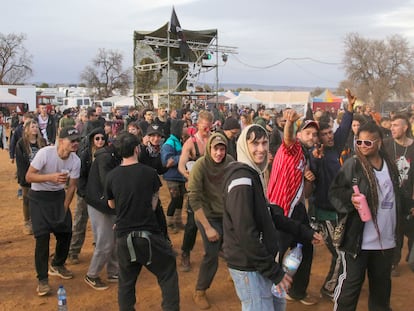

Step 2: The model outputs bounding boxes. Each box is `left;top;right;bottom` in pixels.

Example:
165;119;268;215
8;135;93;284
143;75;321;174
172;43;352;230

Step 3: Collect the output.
391;264;400;277
107;275;119;283
299;294;318;306
320;287;334;302
180;252;191;272
68;255;80;265
84;275;109;290
23;221;33;235
193;290;210;309
285;293;294;301
48;265;73;279
37;280;51;296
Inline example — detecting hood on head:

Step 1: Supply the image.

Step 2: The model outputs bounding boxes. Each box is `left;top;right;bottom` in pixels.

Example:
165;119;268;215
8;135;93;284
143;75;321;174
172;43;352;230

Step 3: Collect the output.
206;132;228;163
170;119;185;139
88;127;107;143
236;124;268;175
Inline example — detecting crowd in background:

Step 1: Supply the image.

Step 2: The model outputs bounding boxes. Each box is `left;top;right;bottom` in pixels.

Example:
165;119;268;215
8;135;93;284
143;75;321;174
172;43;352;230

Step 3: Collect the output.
2;95;414;311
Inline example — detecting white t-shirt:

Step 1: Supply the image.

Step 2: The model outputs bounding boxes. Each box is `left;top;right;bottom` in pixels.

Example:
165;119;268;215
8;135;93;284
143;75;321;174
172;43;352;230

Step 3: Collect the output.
38;115;49;143
30;146;81;191
362;161;396;250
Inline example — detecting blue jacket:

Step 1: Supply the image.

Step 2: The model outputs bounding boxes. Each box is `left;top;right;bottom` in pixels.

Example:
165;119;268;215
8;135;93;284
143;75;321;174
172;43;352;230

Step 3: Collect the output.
161;134;186;182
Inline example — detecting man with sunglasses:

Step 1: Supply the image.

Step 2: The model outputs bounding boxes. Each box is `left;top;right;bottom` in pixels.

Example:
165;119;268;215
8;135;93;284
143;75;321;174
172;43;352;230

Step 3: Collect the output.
383;113;414;276
309;89;355;300
25;126;81;296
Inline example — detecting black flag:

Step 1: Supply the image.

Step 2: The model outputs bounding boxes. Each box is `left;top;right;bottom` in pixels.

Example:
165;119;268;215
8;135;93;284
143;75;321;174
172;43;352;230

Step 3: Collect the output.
169;7;190;61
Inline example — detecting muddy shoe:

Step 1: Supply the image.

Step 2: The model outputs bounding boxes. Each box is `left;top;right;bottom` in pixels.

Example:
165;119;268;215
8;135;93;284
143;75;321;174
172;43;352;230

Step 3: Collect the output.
68;255;80;265
193;290;210;309
23;221;33;235
37;279;51;296
180;252;191;272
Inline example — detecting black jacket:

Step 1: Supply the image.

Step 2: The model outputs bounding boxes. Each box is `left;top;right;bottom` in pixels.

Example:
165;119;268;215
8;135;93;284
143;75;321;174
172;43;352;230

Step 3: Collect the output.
223;162;314;285
329;155;403;257
85;145;121;215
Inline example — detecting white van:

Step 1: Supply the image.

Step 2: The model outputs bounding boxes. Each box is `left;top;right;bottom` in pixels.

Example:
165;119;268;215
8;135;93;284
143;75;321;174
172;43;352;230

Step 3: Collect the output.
94;100;114;114
61;96;92;111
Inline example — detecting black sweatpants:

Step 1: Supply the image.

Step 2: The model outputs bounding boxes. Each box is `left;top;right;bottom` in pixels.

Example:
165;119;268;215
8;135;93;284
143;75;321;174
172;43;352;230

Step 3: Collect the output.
181;201;198;254
334;249;393;311
117;233;179;311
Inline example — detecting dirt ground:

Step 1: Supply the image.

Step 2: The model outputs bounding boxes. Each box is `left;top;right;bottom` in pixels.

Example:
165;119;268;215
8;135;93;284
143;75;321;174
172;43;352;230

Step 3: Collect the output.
1;146;414;311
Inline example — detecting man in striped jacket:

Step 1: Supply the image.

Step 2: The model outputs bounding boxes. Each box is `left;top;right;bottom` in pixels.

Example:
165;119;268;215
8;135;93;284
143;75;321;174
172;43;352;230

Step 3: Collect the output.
267;109;319;306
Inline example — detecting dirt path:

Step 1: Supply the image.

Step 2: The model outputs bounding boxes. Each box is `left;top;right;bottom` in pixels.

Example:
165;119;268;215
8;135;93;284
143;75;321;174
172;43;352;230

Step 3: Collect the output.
0;147;413;311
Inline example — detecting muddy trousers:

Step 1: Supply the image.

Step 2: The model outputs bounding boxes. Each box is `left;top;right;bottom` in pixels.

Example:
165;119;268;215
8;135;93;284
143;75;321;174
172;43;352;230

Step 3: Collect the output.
334;249;393;311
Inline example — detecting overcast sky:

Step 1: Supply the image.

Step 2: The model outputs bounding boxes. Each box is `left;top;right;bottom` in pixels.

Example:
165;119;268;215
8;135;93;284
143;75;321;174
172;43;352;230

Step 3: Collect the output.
3;0;414;88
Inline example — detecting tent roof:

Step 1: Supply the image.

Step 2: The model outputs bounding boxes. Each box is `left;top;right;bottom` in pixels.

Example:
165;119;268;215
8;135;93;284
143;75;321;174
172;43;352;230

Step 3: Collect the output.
0;92;27;104
206;95;232;104
223;90;236;99
240;91;311;106
225;93;262;105
313;89;342;103
134;23;217;62
114;96;134;107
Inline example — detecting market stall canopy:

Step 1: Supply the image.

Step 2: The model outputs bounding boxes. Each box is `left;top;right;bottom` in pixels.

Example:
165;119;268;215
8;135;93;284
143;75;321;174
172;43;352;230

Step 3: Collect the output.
225;94;262;105
0;92;27;104
313;89;342;103
312;89;342;111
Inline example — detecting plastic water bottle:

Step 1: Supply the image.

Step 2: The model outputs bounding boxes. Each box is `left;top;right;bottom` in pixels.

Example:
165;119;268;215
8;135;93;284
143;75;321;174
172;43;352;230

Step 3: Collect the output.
57;285;68;311
271;243;303;298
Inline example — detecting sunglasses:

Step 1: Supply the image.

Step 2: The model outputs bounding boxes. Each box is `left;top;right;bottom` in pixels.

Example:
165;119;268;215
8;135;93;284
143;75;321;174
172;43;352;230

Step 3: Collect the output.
356;139;377;147
94;136;105;141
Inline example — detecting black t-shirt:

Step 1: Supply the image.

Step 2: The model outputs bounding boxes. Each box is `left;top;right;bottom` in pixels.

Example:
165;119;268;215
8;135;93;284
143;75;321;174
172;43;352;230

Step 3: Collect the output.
105;162;162;237
384;138;414;201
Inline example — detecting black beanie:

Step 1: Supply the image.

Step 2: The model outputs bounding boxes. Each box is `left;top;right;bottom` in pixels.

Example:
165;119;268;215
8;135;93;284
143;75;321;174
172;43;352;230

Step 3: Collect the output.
223;117;241;130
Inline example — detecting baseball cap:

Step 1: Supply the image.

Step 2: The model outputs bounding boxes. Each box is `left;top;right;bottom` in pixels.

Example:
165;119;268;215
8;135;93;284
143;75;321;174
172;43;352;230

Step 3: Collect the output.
146;124;164;137
298;119;319;131
59;126;80;141
210;134;227;148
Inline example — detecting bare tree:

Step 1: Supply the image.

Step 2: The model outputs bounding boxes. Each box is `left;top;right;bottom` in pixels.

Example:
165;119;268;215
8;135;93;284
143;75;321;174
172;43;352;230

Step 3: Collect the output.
343;33;414;109
81;48;131;99
135;57;162;94
0;33;32;84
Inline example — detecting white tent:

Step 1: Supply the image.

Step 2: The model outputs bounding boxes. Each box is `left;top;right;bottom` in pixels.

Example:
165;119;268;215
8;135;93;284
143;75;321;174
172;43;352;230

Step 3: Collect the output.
223;90;236;99
0;92;27;103
114;96;134;107
225;93;262;105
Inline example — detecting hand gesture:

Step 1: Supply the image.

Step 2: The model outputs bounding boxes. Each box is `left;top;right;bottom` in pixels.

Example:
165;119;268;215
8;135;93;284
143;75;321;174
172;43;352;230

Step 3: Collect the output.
345;88;357;110
283;109;300;123
312;143;324;159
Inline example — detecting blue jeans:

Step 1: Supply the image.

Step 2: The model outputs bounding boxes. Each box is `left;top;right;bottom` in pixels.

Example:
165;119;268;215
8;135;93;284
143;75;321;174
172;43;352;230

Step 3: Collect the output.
229;268;286;311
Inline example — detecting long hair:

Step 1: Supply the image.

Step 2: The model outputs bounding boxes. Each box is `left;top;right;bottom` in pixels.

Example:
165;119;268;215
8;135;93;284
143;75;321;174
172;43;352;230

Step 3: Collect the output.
355;122;399;219
22;120;46;156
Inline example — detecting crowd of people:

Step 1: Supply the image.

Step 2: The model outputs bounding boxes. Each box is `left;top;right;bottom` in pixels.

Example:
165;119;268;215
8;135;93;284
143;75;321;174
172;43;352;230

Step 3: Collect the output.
2;91;414;311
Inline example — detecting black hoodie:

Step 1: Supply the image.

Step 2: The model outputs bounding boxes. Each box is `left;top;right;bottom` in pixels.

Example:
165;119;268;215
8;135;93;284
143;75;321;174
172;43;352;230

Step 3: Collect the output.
85;144;121;214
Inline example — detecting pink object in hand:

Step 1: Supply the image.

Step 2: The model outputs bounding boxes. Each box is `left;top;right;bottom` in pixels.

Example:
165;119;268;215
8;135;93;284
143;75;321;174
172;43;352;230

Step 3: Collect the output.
353;185;372;222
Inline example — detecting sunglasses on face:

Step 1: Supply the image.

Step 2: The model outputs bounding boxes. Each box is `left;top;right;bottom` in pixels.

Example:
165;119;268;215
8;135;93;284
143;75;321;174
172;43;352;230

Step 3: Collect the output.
94;136;105;141
356;139;377;147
